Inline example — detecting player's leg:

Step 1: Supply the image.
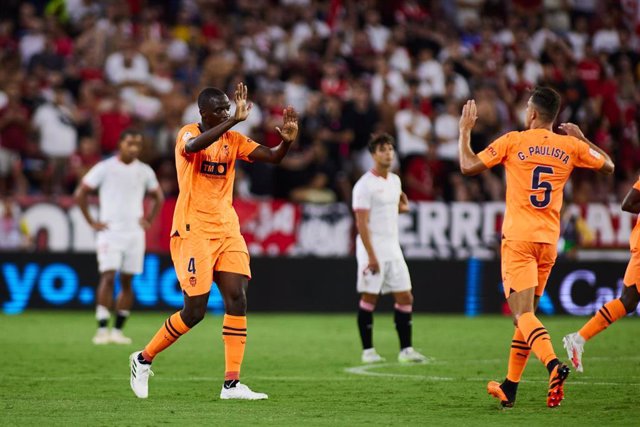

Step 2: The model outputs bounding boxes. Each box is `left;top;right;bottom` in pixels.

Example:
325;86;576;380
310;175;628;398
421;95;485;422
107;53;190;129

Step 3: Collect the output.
359;292;384;363
130;291;206;398
356;255;384;363
512;242;568;408
214;241;267;400
488;240;535;407
563;282;638;373
94;232;122;344
93;270;116;344
129;237;211;398
110;273;133;344
112;232;145;344
490;294;540;408
387;260;426;363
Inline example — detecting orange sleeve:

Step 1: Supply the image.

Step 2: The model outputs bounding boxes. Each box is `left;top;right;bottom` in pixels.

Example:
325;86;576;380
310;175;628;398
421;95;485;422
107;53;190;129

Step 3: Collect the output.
175;124;199;158
633;178;640;192
232;131;261;162
477;131;516;168
573;137;606;170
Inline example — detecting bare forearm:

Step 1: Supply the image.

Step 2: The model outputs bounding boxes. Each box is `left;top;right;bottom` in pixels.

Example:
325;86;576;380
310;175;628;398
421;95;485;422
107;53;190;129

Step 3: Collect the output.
458;128;479;175
146;192;164;223
75;192;95;225
622;201;640;214
251;139;294;164
357;222;377;260
186;118;240;153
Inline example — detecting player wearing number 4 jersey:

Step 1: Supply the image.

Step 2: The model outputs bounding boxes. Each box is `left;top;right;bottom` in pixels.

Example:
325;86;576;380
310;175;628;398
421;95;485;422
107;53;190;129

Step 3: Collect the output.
129;83;298;400
458;87;614;408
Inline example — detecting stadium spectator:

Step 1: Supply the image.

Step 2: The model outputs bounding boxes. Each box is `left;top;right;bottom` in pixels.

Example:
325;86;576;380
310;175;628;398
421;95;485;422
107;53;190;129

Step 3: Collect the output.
31;86;77;193
0;195;31;250
0;0;634;211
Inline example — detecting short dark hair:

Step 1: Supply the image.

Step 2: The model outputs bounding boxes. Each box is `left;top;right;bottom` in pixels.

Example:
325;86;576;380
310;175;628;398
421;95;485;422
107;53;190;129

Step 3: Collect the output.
530;86;561;123
197;87;226;110
119;128;142;141
368;133;395;153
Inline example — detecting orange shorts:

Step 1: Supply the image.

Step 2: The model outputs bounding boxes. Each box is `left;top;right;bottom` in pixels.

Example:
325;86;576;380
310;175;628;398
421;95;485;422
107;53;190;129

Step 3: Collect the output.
623;250;640;291
170;234;251;297
501;240;557;299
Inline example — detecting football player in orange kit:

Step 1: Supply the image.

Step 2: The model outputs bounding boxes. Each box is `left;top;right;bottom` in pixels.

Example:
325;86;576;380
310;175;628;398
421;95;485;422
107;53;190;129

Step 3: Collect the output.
129;83;298;400
563;181;640;373
458;87;614;408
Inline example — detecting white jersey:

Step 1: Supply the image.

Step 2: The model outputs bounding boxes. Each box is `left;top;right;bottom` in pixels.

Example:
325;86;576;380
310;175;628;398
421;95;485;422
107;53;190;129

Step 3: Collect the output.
82;156;159;232
352;170;404;261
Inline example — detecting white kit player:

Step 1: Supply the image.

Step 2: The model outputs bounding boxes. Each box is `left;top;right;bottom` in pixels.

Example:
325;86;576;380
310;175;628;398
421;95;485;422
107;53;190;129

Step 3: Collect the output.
75;129;164;345
352;133;427;364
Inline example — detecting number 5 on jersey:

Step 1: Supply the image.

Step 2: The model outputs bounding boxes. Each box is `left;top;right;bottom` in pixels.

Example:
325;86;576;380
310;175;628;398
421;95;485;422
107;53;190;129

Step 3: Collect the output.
530;165;554;208
188;257;196;274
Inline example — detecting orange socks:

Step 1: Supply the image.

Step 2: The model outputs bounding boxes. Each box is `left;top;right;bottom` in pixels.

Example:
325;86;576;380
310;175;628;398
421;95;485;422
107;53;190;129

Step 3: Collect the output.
506;328;530;383
579;299;627;341
517;312;556;366
222;314;247;381
142;312;190;361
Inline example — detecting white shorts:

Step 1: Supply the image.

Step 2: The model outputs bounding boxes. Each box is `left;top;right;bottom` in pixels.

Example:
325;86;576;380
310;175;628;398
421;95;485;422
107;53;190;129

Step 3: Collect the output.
96;230;145;274
356;258;412;295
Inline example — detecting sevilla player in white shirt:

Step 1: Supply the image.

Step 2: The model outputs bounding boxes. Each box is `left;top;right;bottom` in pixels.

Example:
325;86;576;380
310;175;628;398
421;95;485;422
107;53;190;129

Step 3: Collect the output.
352;133;427;364
75;129;164;345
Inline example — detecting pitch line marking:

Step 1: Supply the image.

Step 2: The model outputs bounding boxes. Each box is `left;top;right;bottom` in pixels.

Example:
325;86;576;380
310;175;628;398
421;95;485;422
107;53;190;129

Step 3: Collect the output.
343;363;640;386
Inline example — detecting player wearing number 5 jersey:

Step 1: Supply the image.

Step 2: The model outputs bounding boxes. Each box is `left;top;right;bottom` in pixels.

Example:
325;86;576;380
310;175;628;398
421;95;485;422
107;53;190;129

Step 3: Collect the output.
458;87;614;408
129;83;298;400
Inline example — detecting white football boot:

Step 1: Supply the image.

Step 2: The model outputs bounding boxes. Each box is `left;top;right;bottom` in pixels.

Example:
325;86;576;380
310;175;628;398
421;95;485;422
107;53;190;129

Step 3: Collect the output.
220;382;268;400
398;347;428;363
92;328;110;345
109;329;132;345
130;351;154;398
562;332;585;373
361;348;385;364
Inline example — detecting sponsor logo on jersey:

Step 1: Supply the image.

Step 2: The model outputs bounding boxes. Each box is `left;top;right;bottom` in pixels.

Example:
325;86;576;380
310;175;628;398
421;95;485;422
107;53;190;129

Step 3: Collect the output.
200;160;228;176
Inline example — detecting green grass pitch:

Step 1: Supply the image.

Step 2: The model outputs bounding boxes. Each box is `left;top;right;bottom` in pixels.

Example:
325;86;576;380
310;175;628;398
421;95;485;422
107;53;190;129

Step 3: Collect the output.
1;312;639;426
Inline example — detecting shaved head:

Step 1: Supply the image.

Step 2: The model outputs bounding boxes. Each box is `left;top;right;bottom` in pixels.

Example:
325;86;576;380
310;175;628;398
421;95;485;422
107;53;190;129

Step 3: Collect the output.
197;87;227;111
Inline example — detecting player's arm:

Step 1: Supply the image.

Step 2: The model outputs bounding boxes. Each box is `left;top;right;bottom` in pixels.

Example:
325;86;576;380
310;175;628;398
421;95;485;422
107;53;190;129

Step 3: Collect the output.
458;100;489;176
355;209;379;274
139;186;165;230
248;107;299;164
74;183;107;231
559;122;614;175
621;187;640;214
185;83;252;154
399;192;410;213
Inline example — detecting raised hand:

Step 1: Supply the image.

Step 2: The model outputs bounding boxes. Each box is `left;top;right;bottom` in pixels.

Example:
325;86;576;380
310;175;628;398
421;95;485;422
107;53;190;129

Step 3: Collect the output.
558;122;586;140
275;106;299;143
233;82;253;122
459;99;478;132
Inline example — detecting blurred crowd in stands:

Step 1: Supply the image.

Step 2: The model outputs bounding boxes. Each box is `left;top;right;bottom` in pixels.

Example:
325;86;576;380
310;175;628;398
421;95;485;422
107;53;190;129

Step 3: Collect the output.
0;0;638;207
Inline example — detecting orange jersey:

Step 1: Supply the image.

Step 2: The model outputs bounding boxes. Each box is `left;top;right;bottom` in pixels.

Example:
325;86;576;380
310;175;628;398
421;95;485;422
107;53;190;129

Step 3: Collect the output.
171;123;260;239
628;178;640;251
478;128;605;244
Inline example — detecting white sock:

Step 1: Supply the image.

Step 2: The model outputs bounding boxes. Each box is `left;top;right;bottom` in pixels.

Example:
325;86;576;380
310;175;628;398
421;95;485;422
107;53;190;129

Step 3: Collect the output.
96;305;110;322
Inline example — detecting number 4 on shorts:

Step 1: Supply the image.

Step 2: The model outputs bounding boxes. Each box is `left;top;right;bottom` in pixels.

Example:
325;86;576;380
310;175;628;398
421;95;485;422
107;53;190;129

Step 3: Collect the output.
188;257;196;274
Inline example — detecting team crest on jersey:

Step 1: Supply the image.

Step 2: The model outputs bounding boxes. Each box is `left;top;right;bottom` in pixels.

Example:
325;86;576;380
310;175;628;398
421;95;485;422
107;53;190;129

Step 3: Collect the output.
182;131;193;142
189;276;197;287
220;144;230;162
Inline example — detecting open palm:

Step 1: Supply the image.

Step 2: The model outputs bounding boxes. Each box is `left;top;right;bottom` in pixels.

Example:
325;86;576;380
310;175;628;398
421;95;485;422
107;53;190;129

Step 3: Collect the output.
276;107;299;143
